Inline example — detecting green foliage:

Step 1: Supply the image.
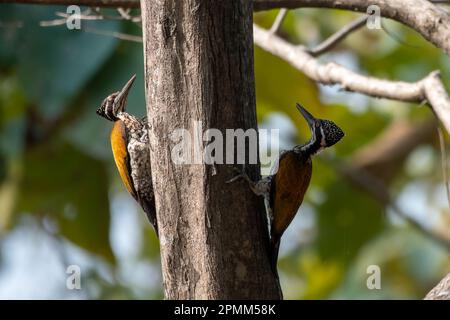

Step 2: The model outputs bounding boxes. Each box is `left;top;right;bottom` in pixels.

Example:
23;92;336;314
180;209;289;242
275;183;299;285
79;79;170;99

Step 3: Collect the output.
0;5;161;298
17;141;114;261
0;5;121;119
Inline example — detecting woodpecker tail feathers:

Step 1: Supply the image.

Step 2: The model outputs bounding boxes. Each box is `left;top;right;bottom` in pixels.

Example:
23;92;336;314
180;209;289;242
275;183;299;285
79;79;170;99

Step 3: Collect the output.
140;198;158;237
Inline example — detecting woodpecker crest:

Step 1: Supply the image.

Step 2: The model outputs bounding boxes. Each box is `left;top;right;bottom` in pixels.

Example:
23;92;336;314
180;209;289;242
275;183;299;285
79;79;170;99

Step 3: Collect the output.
97;75;136;121
96;93;117;121
97;75;157;235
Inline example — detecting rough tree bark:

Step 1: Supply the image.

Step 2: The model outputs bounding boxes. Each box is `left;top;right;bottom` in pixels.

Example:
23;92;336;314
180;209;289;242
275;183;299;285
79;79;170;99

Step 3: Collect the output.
140;1;281;299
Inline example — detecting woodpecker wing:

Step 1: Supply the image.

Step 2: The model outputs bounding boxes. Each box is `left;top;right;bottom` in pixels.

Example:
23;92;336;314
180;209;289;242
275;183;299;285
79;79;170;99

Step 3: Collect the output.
110;120;138;200
270;150;312;238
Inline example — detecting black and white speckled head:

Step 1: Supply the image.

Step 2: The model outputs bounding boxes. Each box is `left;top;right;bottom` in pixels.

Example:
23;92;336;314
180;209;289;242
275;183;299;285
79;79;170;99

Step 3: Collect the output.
319;118;345;148
96;74;136;122
294;103;344;155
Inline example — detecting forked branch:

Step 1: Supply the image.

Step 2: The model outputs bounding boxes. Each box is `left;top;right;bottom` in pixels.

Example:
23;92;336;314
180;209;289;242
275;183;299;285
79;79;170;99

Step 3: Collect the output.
253;24;450;135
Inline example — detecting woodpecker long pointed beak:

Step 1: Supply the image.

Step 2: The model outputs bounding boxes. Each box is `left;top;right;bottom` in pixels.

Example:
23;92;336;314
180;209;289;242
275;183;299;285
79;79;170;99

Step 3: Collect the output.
113;74;136;113
296;103;316;129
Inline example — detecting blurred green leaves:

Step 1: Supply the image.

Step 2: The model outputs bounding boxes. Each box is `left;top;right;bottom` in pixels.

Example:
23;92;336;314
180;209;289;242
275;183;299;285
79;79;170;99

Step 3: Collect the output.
0;5;120;119
17;142;114;261
0;5;144;263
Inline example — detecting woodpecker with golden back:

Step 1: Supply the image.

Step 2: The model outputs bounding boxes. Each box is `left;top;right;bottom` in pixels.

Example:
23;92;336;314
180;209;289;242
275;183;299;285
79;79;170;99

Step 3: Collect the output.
228;103;344;273
96;75;158;236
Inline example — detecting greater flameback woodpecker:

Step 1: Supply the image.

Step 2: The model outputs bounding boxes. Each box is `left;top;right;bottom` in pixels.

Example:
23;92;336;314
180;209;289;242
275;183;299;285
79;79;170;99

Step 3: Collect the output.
96;75;158;236
228;103;344;273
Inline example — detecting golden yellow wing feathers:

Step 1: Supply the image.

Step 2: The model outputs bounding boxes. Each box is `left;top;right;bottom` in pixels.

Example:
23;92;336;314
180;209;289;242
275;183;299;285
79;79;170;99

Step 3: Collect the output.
110;120;137;199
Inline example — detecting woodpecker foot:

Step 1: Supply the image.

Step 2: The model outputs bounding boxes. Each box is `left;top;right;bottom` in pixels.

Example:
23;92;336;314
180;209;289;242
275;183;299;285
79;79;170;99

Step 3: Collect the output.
227;166;271;197
226;165;254;186
226;166;251;184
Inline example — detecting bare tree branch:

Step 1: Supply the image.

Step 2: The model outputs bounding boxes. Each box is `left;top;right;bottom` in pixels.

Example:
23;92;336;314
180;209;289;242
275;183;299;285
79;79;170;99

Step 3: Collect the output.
40;7;141;33
306;15;368;57
0;0;140;7
253;24;450;135
424;273;450;300
5;0;447;10
2;0;449;54
269;8;288;35
424;74;450;136
83;27;141;42
40;10;104;27
253;0;450;55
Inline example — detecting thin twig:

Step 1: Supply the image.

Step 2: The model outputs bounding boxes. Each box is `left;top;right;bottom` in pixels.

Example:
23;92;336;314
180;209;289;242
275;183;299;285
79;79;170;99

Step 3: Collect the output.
39;18;67;27
253;0;450;55
117;8;131;19
40;5;143;39
40;13;104;27
1;0;449;54
269;8;288;35
437;126;450;208
84;27;142;42
0;0;140;7
40;7;141;27
307;15;368;56
116;7;142;24
2;0;445;9
306;13;421;56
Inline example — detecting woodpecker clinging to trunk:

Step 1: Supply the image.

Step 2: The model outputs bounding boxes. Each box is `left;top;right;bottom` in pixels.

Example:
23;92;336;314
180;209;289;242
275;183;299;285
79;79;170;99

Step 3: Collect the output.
96;75;158;236
228;103;344;273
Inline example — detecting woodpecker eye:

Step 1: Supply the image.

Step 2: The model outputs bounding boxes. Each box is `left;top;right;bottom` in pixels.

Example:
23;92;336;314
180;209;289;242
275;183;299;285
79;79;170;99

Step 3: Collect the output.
320;119;344;147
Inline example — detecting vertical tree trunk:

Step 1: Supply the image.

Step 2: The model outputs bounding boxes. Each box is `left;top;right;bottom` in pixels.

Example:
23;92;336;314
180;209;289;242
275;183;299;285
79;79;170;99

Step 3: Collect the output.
141;1;281;299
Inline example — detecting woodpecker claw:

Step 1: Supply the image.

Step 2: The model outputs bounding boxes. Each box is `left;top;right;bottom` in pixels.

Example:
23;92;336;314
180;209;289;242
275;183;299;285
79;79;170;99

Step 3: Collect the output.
226;167;247;184
226;173;243;184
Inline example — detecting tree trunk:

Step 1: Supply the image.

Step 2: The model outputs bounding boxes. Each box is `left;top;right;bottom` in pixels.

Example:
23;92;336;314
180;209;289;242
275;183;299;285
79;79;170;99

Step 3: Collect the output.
140;1;282;299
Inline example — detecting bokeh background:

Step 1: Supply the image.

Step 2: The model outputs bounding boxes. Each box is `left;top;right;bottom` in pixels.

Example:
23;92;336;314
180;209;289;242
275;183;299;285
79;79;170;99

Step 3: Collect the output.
0;5;449;299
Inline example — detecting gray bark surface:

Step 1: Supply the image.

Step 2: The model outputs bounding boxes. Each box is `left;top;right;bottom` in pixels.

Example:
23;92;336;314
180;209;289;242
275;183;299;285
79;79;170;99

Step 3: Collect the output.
141;1;282;299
